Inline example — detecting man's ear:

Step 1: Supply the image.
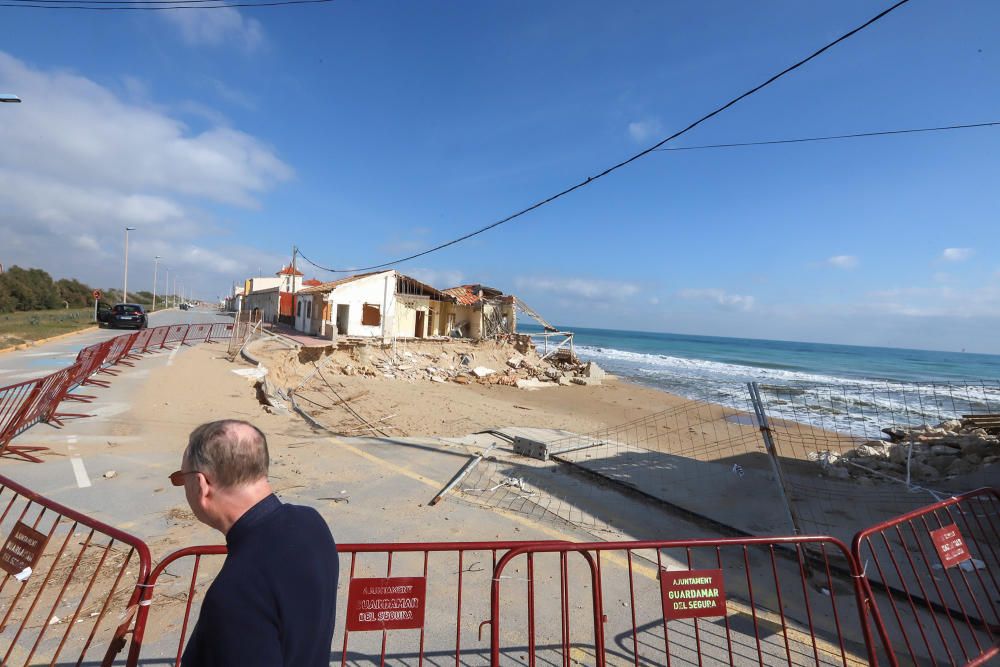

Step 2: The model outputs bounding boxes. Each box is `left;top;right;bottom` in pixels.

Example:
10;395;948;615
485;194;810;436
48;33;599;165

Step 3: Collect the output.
197;472;212;502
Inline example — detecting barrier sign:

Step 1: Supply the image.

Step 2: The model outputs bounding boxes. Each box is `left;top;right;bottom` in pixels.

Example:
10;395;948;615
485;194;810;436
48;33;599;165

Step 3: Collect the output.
92;289;101;300
0;521;49;576
346;576;426;632
660;568;726;620
930;523;971;569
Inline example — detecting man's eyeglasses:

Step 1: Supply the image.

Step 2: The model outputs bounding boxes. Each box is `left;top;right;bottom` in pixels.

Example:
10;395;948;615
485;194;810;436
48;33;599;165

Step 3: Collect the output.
169;470;202;486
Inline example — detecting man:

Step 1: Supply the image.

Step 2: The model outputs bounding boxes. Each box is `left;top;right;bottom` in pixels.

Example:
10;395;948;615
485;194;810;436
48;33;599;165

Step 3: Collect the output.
171;420;338;666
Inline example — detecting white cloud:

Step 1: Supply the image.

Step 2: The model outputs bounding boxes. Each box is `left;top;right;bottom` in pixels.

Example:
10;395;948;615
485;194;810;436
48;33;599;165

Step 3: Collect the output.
942;247;974;262
0;52;292;294
677;288;755;311
865;285;1000;318
627;118;662;143
824;255;858;270
162;8;264;51
515;276;641;300
406;269;465;289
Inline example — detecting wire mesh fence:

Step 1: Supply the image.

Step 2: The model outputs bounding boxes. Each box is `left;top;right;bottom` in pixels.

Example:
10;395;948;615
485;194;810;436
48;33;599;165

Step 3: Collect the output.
450;381;1000;550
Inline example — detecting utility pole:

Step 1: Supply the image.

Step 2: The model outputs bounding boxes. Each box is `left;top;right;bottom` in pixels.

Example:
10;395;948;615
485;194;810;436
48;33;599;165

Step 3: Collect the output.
173;276;178;308
123;226;136;303
152;256;161;311
291;244;298;322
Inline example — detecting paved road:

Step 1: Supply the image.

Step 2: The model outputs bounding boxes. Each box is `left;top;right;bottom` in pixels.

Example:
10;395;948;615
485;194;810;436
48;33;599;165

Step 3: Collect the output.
0;307;229;382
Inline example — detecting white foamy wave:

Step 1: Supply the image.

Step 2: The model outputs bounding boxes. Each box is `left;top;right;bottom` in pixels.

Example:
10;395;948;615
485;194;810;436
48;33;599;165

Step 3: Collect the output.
566;343;1000;435
574;345;854;386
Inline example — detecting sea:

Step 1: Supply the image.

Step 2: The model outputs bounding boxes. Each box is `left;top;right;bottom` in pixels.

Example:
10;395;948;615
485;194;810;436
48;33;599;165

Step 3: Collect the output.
521;324;1000;433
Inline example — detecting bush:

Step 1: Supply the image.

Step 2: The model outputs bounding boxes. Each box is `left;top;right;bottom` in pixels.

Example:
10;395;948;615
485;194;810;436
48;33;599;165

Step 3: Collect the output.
0;266;62;312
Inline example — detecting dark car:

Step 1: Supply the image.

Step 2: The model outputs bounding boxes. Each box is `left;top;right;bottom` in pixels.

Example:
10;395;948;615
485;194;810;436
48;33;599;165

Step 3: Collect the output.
108;303;147;329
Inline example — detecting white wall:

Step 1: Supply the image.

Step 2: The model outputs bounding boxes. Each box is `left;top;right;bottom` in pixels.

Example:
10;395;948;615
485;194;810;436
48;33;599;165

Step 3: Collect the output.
325;271;397;339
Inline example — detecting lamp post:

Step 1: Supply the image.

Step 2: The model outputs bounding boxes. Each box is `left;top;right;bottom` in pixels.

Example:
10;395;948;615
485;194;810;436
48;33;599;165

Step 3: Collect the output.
152;256;161;312
122;226;136;303
173;276;178;308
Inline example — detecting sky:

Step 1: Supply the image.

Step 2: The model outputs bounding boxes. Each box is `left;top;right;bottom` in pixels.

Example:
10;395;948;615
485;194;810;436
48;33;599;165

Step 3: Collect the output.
1;0;998;353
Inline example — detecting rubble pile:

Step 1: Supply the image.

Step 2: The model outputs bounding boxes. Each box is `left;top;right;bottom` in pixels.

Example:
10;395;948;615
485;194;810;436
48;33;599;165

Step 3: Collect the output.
811;418;1000;483
335;344;608;390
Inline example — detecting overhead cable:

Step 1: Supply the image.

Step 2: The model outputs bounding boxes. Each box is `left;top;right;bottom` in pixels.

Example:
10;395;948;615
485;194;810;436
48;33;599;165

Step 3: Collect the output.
654;121;1000;153
295;0;914;274
0;0;331;9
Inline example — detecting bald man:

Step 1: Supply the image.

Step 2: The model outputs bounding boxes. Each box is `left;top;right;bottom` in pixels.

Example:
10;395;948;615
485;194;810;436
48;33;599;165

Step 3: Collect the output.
171;420;338;667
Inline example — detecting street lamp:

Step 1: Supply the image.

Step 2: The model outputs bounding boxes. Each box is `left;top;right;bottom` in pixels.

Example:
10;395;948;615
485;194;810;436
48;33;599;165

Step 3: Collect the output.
122;226;136;303
0;94;21;103
152;256;161;312
173;276;178;308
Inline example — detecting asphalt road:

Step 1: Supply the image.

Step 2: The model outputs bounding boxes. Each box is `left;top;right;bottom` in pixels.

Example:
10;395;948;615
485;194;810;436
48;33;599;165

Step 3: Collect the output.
0;307;229;381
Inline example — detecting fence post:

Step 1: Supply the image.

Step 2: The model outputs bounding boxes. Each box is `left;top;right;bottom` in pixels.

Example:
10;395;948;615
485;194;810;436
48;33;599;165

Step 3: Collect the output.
747;382;806;537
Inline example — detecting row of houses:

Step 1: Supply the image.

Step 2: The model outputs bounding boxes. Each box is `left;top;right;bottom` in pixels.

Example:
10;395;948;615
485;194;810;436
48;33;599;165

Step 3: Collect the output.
225;266;519;343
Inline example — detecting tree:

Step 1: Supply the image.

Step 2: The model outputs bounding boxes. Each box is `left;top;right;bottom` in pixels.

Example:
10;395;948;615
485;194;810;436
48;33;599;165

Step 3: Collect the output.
56;278;95;308
0;266;60;311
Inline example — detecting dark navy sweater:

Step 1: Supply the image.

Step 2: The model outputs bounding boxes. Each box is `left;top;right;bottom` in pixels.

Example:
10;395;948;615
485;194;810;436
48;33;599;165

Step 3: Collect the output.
182;495;339;667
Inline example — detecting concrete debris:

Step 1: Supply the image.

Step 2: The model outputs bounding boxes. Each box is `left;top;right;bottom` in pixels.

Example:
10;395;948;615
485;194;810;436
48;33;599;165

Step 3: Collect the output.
103;470;118;479
299;338;608;391
819;418;999;482
516;378;554;390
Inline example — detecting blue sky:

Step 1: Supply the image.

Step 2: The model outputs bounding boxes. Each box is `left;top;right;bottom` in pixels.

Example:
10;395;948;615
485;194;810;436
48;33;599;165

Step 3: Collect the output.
1;1;998;352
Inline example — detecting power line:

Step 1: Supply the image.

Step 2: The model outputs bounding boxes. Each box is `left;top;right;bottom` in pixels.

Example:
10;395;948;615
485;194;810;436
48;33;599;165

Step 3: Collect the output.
0;0;331;8
654;121;1000;153
297;0;914;274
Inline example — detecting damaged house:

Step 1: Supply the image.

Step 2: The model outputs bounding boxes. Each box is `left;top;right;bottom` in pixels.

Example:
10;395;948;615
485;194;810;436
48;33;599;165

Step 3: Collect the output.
294;270;468;341
441;284;517;339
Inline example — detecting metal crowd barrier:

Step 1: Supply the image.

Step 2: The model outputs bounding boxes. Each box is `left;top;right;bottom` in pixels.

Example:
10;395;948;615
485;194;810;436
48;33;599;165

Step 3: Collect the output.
0;321;241;463
0;474;151;666
853;487;1000;667
0;471;995;666
489;537;892;666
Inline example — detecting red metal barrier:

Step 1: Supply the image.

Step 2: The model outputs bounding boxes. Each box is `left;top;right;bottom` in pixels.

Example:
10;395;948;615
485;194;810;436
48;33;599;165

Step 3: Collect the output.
162;325;189;348
0;473;151;666
125;327;154;358
144;326;169;352
490;537;894;667
181;323;212;345
206;322;235;342
0;318;239;464
0;379;46;462
853;488;1000;667
127;541;568;666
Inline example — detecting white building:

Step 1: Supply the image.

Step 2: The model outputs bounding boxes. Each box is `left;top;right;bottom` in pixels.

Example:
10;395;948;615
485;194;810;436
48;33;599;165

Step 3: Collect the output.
295;270;458;340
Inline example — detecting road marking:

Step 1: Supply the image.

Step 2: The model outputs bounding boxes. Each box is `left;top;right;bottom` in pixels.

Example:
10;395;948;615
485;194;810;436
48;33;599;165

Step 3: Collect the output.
67;441;91;488
167;346;180;366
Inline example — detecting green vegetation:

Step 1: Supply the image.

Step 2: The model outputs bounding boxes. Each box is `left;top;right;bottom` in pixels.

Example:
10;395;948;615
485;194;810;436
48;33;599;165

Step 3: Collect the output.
0;265;177;314
0;308;95;348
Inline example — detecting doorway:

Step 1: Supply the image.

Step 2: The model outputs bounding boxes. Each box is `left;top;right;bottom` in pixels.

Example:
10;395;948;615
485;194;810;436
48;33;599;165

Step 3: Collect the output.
414;311;425;338
336;304;350;335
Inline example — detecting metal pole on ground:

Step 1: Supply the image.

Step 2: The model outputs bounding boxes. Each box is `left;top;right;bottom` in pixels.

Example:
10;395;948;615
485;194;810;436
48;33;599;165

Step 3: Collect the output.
747;381;806;537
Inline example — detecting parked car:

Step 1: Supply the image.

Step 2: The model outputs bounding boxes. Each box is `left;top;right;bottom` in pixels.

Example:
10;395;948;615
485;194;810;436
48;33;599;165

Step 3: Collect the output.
179;302;190;311
108;303;148;329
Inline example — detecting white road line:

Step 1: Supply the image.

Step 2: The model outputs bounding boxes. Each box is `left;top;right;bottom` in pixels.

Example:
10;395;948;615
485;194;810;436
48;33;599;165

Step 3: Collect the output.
167;345;180;366
67;443;91;488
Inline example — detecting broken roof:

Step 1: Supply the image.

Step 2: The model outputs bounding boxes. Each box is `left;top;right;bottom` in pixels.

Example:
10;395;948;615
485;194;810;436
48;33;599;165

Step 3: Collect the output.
441;284;506;306
296;271;387;295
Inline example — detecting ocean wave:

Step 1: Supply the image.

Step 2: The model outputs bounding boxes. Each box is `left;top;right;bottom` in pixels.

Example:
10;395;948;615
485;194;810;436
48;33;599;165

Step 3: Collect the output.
565;343;1000;435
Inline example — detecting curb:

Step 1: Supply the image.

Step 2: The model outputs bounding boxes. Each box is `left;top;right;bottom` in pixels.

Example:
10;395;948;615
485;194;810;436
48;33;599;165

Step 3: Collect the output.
0;325;100;356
